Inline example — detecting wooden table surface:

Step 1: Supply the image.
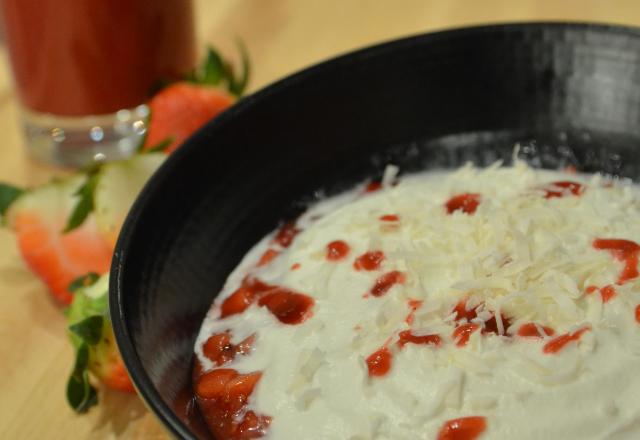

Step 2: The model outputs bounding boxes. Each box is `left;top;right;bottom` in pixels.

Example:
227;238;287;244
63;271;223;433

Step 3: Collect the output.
3;1;640;438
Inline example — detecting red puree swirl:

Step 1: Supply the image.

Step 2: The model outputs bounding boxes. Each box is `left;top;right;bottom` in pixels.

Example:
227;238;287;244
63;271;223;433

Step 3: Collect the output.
397;330;441;348
326;240;350;261
542;181;584;199
203;331;255;366
220;277;314;325
437;416;487;440
451;299;512;346
354;250;385;271
257;249;279;267
585;285;617;303
195;368;270;439
453;323;480;347
195;331;270;439
517;323;555;338
405;299;423;325
592;238;640;284
379;214;399;222
365;181;382;193
366;346;392;377
258;291;314;325
370;271;406;297
273;221;300;248
445;193;481;214
543;327;590;354
200;277;313;437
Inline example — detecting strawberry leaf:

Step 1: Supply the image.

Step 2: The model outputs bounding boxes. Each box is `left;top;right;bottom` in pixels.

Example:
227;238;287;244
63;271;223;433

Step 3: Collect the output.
145;136;175;153
67;343;98;413
189;43;250;97
226;40;250;97
68;272;100;293
64;173;99;233
0;182;24;217
200;47;225;85
69;316;104;346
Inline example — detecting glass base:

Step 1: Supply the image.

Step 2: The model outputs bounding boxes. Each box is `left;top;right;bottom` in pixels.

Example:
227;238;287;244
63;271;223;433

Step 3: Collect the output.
21;105;150;168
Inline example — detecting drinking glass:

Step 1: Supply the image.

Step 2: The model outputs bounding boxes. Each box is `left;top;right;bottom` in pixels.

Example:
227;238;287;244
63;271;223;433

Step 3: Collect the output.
1;0;196;166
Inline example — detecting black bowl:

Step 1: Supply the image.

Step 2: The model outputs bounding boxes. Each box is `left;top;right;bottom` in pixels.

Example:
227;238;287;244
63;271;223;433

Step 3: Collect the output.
111;22;640;439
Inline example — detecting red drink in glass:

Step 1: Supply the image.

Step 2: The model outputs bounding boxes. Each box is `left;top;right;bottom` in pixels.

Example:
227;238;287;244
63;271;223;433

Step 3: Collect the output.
1;0;197;166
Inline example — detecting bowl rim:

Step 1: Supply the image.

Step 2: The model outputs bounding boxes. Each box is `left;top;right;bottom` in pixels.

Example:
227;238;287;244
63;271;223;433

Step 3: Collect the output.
109;21;640;439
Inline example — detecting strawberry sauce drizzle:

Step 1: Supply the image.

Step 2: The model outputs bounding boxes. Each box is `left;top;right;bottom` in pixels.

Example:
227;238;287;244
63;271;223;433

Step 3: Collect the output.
453;323;479;347
405;299;423;325
397;330;441;348
354;250;385;271
370;271;406;297
379;214;399;222
445;193;481;214
220;277;314;325
203;331;255;366
274;221;300;248
257;290;314;325
517;323;555;338
585;284;617;303
543;327;590;354
542;181;584;199
636;305;640;324
437;416;487;440
326;240;350;261
257;249;279;267
593;238;640;284
366;346;392;377
195;368;270;439
452;299;512;337
365;181;382;193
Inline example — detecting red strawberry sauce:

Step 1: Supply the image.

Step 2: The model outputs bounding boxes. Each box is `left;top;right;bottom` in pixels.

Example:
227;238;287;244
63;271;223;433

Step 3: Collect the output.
437;416;487;440
445;193;481;214
366;346;392;377
592;238;640;285
274;221;300;248
220;277;314;325
370;271;406;297
397;330;441;348
354;250;385;271
195;368;271;439
326;240;350;261
379;214;399;222
543;327;590;354
517;323;555;338
542;181;584;199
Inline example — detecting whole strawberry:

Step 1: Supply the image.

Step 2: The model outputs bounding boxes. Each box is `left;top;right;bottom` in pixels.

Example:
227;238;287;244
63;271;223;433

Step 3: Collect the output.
143;46;249;153
144;84;235;154
0;44;251;414
66;274;134;413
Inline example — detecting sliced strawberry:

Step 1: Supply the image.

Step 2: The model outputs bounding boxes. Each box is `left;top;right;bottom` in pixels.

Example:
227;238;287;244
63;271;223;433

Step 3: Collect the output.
93;153;165;248
6;176;112;304
143;82;235;154
67;274;135;413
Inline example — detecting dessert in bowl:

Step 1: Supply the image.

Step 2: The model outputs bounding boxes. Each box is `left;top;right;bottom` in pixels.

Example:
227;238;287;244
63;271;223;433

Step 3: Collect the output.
111;23;640;439
192;159;640;439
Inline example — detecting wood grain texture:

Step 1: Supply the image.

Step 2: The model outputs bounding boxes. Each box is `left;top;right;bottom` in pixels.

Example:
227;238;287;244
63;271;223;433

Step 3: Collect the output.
2;1;640;438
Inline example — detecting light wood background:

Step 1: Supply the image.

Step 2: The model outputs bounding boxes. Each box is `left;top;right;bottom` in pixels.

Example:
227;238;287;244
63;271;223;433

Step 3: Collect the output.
3;1;640;438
